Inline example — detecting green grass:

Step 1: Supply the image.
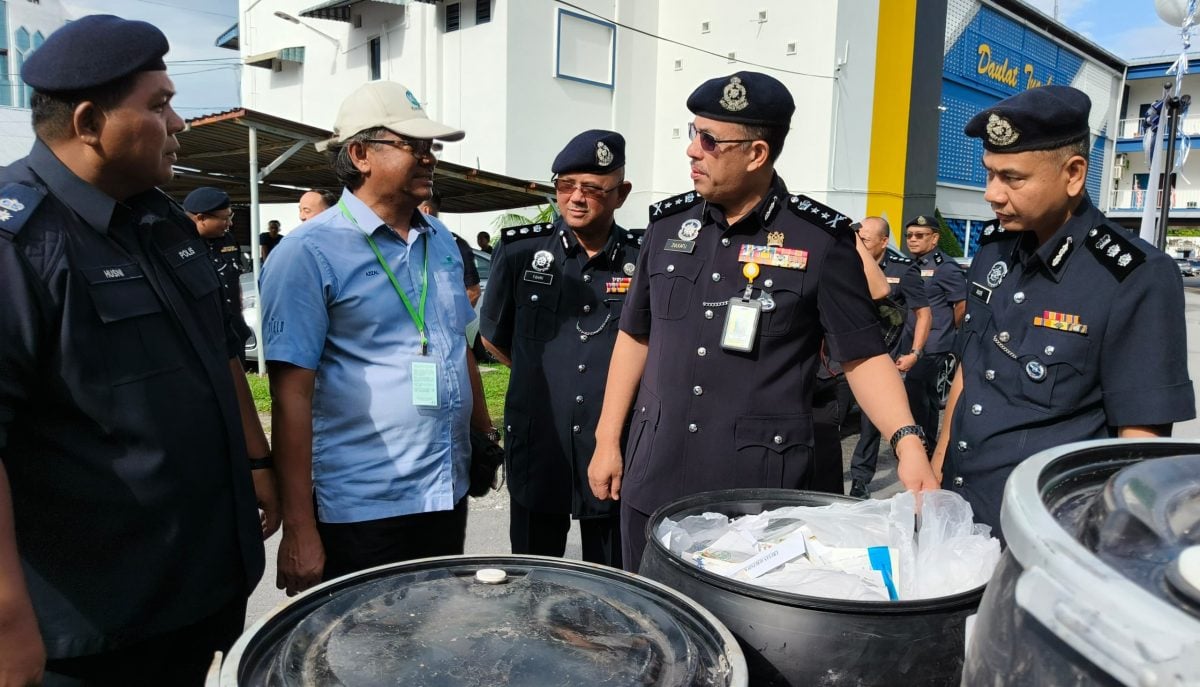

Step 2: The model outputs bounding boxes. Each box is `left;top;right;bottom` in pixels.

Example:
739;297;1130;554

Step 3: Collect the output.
243;364;510;419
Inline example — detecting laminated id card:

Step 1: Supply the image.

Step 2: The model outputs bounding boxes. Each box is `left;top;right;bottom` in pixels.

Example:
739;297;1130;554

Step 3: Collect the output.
721;298;761;352
411;361;439;407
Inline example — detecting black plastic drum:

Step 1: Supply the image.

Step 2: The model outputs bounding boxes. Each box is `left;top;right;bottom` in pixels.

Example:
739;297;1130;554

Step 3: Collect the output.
209;555;747;686
639;489;984;686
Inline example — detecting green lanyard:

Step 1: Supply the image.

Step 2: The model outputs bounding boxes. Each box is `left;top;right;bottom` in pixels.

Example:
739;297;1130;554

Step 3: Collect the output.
338;199;430;354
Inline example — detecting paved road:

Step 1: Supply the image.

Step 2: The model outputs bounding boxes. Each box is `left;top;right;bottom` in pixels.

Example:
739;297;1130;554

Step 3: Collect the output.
244;288;1200;626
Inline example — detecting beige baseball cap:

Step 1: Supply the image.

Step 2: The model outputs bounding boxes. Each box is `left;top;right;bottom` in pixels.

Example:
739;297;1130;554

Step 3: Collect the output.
316;81;465;152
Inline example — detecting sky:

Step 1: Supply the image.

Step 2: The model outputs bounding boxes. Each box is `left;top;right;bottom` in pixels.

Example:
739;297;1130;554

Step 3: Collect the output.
57;0;1200;117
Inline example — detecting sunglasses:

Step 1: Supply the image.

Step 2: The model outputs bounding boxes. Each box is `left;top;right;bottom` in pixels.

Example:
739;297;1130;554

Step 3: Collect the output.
688;122;755;153
553;177;620;200
905;231;935;239
362;137;443;159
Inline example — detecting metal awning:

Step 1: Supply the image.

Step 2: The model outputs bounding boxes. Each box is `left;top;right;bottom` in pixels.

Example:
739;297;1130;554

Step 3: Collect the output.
215;23;238;50
244;47;305;69
300;0;411;22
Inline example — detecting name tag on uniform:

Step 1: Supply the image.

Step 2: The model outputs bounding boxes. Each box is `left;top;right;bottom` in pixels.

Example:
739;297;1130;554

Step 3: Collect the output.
664;239;696;253
411;361;439;407
721;298;761;352
886;277;900;284
920;269;935;278
970;282;992;304
523;270;553;285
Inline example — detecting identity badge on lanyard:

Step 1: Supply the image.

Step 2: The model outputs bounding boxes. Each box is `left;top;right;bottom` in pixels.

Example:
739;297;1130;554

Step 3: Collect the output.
722;262;761;352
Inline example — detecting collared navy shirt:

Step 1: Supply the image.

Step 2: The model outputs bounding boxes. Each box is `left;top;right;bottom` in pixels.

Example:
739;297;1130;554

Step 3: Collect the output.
946;196;1195;536
912;248;966;354
618;176;885;516
480;219;641;517
881;252;928;356
0;140;263;658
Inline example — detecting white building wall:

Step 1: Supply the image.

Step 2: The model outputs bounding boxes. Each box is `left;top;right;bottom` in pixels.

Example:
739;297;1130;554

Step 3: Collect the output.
3;0;69;108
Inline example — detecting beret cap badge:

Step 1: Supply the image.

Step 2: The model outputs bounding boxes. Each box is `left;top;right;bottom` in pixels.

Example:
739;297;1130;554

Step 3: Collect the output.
596;141;614;167
985;113;1020;147
720;76;749;112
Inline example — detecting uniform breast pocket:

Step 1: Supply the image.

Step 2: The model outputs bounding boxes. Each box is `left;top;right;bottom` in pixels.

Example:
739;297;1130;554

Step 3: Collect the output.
515;285;560;342
163;240;220;300
433;268;475;335
1016;330;1090;411
957;306;993;359
760;281;805;337
648;255;702;320
84;269;181;385
734;414;814;488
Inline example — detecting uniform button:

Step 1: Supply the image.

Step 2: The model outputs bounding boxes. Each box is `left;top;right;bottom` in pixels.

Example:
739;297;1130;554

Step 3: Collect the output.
697;347;707;356
688;423;699;433
578;365;587;373
667;264;676;273
711;273;722;282
1044;345;1055;356
953;476;964;487
997;331;1010;343
583;275;592;283
572;425;581;434
505;424;513;432
721;238;731;246
693;386;703;396
580;334;588;342
764;279;774;288
575;395;584;404
773;435;784;445
530;294;539;302
583;305;592;313
1013;291;1025;304
971;404;983;415
704;310;714;320
957;440;968;451
964;313;972;323
984;369;995;381
640;406;646;413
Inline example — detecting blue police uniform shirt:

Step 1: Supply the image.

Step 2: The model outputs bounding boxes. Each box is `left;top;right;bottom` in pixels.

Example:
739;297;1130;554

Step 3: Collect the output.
618;176;885;517
912;248;965;354
479;219;642;518
881;253;928;356
946;196;1195;535
0;140;263;658
260;188;476;523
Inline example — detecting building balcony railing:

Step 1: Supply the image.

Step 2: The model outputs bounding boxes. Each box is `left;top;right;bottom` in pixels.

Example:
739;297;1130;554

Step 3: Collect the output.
1118;116;1200;139
1110;187;1200;210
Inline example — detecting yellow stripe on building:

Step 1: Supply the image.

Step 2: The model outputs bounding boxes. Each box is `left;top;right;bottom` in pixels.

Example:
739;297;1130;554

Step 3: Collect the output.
867;1;919;243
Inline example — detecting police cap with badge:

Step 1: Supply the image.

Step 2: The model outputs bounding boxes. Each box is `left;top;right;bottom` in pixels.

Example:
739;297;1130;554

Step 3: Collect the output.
552;129;625;175
183;187;230;215
687;70;796;127
22;15;170;93
964;85;1090;154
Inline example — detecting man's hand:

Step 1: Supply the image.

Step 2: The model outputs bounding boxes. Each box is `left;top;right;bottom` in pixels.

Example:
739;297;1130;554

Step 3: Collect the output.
895;434;940;491
930;443;946;484
276;523;325;596
895;353;918;373
252;469;281;539
588;441;624;501
0;602;44;687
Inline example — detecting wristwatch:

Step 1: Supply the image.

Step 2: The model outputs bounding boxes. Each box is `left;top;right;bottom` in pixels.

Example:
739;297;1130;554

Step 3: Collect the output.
889;424;927;453
909;348;924;359
485;427;502;443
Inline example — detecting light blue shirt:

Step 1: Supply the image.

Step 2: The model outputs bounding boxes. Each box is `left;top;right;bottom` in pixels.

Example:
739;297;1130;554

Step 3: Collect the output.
261;189;476;523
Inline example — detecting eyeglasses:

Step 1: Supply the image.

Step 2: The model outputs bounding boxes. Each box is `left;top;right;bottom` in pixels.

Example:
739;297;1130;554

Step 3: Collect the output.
553;177;620;200
905;231;935;239
205;210;235;223
362;137;443;159
688;122;755;153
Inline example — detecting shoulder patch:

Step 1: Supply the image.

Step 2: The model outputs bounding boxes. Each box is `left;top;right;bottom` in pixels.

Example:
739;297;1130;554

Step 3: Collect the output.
785;194;852;234
499;222;556;244
648;191;702;223
0;183;46;240
977;222;1010;246
1085;225;1146;282
933;252;944;265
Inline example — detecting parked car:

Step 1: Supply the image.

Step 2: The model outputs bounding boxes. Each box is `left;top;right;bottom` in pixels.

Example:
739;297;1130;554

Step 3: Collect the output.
1175;258;1196;277
240;271;259;363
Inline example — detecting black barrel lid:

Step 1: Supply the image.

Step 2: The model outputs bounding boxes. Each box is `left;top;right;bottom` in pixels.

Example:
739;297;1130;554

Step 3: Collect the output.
239;558;738;686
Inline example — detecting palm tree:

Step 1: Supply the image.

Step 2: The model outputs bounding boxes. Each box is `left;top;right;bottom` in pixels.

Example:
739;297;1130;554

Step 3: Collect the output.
491;204;558;231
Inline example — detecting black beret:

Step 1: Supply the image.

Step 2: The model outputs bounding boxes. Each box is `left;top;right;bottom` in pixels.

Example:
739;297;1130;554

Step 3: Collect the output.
183;187;230;214
687;71;795;127
905;215;939;230
551;129;625;175
22;15;169;93
964;85;1091;154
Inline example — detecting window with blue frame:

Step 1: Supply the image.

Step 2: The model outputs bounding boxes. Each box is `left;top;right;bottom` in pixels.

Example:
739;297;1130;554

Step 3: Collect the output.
0;1;11;107
15;26;29;107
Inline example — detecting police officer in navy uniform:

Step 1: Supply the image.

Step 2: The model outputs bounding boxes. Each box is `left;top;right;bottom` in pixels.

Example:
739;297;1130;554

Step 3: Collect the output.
587;72;939;573
0;16;278;685
933;85;1195;540
849;216;932;498
481;130;636;567
185;187;252;363
902;214;966;446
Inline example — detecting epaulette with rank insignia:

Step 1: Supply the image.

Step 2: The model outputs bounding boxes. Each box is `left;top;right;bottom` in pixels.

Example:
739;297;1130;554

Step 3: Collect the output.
623;228;645;247
785;194;852;234
648;191;702;223
0;183;45;240
977;222;1010;246
499;222;556;244
1085;224;1145;282
887;254;913;265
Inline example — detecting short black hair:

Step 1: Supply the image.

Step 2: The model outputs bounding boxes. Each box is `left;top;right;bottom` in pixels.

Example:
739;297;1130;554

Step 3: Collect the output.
30;73;143;142
318;189;338;207
740;123;788;163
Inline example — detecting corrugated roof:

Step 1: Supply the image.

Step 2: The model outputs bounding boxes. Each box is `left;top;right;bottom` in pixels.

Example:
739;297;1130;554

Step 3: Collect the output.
300;0;410;23
162;108;552;213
